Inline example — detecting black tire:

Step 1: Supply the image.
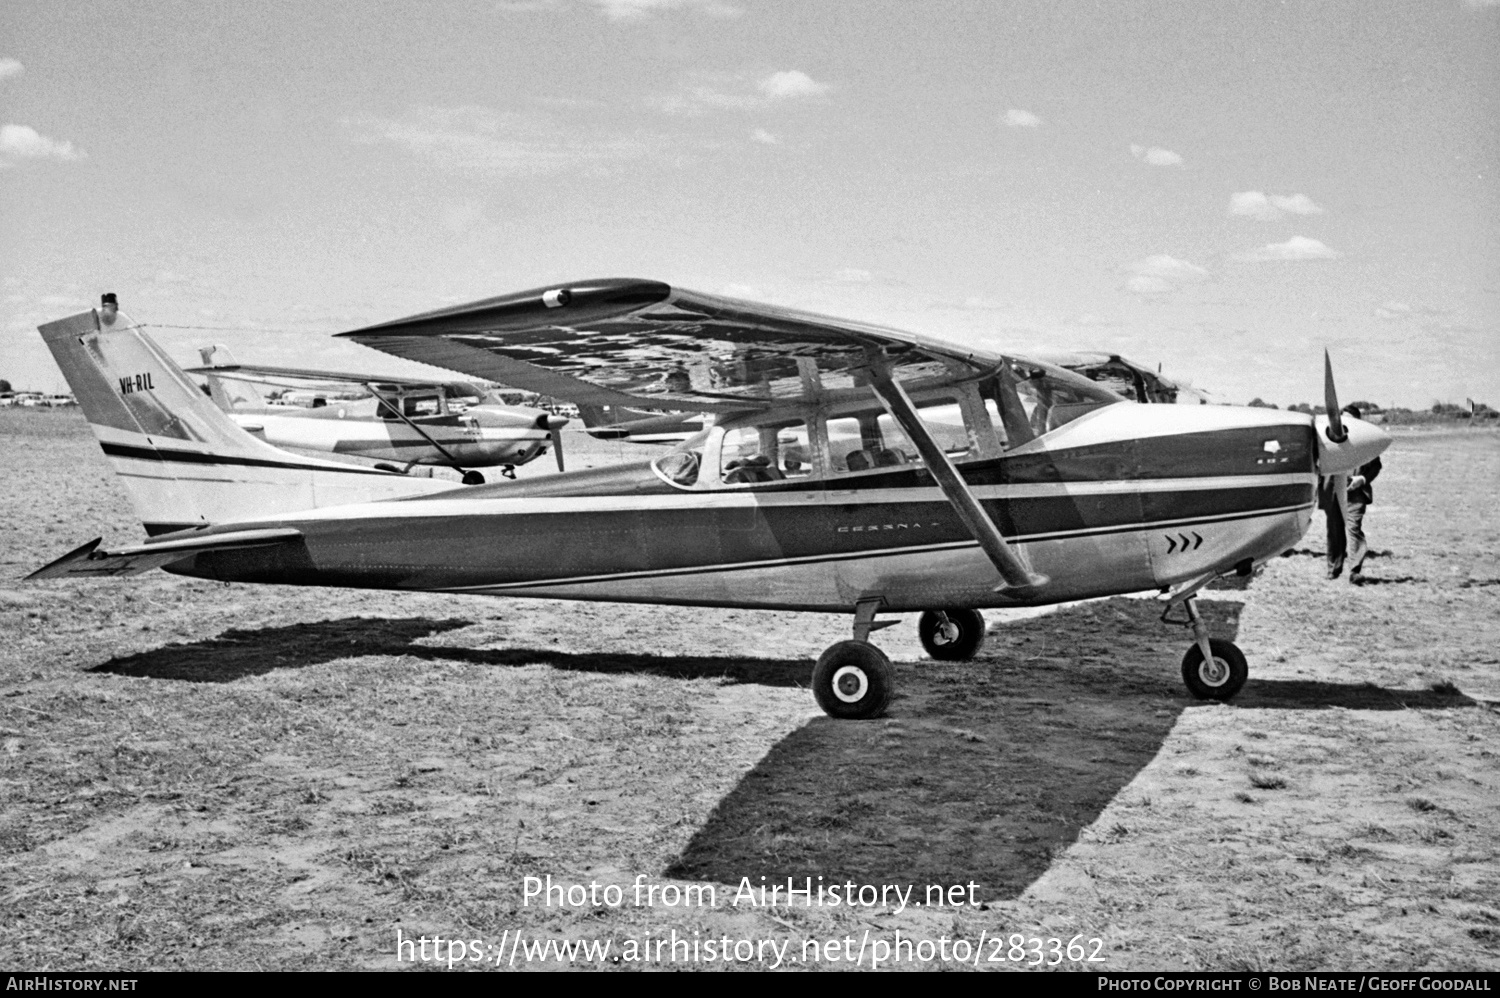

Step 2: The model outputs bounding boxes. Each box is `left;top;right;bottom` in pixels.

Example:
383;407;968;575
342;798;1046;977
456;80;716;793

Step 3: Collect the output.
1181;639;1248;700
462;470;486;486
918;609;987;661
811;641;895;720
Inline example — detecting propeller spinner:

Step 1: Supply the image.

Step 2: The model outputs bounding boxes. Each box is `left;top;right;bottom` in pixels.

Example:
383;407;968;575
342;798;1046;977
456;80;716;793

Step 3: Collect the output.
1314;351;1390;476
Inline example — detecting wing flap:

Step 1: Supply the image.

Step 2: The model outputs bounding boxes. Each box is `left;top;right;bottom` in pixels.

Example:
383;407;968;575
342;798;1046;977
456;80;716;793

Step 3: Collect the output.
27;527;303;580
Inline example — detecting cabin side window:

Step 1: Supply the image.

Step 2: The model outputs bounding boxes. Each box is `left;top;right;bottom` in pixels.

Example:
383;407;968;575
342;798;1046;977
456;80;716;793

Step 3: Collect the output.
825;394;979;475
719;421;812;484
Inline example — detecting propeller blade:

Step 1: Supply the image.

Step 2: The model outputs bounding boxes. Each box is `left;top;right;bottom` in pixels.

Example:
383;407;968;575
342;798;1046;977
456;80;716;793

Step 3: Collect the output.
550;422;565;473
1323;349;1347;443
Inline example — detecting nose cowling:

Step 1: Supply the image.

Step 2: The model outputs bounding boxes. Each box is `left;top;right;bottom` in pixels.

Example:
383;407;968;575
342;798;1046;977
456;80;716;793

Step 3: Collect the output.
1314;414;1390;475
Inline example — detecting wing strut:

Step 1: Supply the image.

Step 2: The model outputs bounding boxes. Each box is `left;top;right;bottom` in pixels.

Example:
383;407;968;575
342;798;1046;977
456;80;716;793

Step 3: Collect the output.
867;361;1048;595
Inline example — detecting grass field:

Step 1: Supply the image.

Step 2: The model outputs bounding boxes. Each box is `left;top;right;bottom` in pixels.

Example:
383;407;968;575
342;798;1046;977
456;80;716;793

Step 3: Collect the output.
1;409;1497;971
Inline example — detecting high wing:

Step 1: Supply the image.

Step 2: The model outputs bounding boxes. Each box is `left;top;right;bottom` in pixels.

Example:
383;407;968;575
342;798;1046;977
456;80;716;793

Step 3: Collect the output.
338;279;1001;414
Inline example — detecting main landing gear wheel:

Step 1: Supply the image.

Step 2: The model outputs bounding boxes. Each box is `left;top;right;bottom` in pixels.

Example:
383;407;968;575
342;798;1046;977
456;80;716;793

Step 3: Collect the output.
812;641;894;720
461;470;486;486
1181;639;1248;701
918;609;986;661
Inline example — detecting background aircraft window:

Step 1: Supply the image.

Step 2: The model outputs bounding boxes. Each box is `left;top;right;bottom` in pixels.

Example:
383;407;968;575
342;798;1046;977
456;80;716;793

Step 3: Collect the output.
719;421;810;484
403;396;442;418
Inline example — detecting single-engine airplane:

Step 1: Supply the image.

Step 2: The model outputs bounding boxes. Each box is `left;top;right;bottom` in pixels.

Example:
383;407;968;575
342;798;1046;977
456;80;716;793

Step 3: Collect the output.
30;283;1389;719
188;346;569;482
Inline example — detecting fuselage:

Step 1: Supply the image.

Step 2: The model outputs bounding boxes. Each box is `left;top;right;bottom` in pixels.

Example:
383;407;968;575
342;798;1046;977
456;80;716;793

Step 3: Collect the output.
165;402;1322;613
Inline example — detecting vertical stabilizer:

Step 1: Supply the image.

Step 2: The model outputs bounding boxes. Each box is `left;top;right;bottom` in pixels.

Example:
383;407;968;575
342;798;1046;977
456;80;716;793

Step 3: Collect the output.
38;297;457;535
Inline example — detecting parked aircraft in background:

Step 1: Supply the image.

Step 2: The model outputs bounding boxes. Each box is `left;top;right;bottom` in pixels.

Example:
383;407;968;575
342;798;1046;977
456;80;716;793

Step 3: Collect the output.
189;346;568;482
577;403;708;444
31;285;1388;719
1040;352;1212;405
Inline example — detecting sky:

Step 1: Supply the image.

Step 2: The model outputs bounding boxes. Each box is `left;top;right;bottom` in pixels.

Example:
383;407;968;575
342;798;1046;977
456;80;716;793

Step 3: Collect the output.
2;0;1497;408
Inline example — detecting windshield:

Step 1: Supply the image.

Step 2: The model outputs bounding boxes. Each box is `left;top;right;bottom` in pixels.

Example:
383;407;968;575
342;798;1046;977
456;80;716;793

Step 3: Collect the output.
652;427;711;486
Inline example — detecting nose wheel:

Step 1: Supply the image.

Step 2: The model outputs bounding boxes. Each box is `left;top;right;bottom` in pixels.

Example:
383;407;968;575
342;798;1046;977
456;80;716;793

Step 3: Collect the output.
1167;594;1248;700
1181;638;1248;700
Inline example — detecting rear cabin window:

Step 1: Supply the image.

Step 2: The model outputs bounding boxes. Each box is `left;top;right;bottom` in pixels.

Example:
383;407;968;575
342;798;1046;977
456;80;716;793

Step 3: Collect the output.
827;396;972;475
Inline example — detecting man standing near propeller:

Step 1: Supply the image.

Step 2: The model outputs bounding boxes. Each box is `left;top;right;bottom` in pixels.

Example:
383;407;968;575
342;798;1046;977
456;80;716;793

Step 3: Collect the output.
1321;402;1383;584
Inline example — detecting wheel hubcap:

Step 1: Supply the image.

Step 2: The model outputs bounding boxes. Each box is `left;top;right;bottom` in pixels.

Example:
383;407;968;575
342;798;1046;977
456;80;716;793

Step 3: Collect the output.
830;665;870;703
1199;656;1229;686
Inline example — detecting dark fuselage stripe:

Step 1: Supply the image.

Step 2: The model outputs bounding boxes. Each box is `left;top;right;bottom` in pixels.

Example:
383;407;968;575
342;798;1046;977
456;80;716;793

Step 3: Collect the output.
102;441;394;476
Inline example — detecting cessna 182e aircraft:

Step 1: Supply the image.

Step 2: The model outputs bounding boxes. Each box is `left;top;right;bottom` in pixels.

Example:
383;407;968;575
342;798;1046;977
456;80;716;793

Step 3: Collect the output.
189;346;568;482
30;283;1389;719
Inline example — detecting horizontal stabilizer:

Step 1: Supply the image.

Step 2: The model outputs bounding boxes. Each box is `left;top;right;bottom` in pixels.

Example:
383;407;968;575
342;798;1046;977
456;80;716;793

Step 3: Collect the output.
27;527;302;581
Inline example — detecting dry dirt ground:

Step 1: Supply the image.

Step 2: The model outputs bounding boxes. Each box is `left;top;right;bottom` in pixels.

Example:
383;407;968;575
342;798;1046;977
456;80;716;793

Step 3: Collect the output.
1;409;1497;972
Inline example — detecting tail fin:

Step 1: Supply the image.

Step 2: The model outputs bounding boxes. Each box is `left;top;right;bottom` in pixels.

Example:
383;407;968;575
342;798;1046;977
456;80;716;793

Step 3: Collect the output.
38;297;456;535
194;344;259;413
576;403;630;439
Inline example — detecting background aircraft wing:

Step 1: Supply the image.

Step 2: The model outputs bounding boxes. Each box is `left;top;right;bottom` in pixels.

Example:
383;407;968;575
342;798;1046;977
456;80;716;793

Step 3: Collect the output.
183;361;482;395
338;279;1002;413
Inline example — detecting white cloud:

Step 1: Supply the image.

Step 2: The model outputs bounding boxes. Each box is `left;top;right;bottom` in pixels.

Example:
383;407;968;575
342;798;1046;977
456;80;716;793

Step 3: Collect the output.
1270;193;1324;215
0;123;83;163
1233;235;1341;262
750;128;778;145
0;59;22;81
833;268;873;283
757;70;828;99
1374;301;1453;321
1003;109;1042;128
1122;254;1210;296
342;106;656;176
585;0;741;19
652;72;828;115
1130;144;1183;166
720;283;764;299
1229;191;1325;220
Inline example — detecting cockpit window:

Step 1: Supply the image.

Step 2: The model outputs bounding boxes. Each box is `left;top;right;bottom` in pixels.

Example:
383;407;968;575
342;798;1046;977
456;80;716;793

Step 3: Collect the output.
652;428;710;487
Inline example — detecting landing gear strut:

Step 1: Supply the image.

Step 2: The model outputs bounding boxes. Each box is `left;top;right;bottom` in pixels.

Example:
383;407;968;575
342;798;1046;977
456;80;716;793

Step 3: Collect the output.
1167;595;1248;700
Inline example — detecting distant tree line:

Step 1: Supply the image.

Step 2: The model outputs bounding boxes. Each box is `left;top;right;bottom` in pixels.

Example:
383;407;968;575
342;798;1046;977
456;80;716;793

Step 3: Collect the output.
1247;396;1496;421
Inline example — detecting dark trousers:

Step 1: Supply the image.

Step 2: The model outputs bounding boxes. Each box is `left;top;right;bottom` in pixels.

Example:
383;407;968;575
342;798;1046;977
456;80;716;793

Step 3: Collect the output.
1324;491;1369;579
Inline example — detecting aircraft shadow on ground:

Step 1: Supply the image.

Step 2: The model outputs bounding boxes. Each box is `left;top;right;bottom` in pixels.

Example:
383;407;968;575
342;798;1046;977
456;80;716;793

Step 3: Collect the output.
88;616;811;687
90;601;1483;903
666;597;1481;902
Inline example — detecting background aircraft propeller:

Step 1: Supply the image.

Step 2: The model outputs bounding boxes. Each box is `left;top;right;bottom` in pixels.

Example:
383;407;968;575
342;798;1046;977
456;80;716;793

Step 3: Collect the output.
543;414;567;472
